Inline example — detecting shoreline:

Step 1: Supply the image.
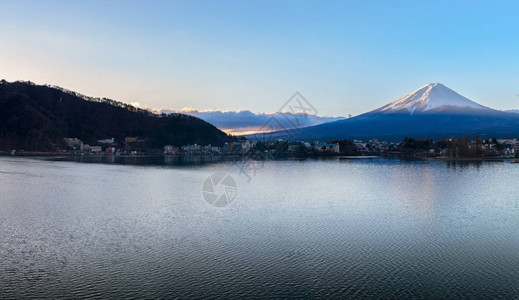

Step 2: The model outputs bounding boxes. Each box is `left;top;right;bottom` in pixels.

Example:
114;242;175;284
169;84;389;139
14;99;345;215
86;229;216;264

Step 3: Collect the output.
0;151;74;157
1;151;517;162
424;156;518;162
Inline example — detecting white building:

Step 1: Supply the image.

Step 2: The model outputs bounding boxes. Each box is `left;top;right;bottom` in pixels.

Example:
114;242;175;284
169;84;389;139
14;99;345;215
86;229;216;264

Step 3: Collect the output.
211;146;221;153
164;145;176;154
182;144;201;153
241;140;251;152
97;138;115;144
90;146;102;153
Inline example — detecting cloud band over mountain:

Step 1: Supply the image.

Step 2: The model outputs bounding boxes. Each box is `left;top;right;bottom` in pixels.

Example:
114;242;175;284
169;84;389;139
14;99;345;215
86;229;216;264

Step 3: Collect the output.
131;103;345;135
175;108;346;135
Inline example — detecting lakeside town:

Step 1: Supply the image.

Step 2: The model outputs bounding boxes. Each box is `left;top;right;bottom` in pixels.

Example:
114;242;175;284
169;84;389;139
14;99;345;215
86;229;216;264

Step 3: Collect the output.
3;135;519;160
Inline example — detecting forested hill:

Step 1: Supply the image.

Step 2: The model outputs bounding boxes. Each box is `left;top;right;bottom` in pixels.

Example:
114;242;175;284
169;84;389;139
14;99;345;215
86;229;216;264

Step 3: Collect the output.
0;80;235;151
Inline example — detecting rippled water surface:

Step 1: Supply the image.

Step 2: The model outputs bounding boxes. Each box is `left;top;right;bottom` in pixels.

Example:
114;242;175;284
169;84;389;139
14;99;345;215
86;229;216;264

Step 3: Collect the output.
0;156;518;298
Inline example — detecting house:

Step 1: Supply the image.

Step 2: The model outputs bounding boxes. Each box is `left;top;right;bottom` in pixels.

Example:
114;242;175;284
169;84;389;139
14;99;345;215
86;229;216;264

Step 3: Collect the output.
164;145;178;154
90;146;102;153
223;142;242;153
182;144;201;153
125;137;139;143
498;139;518;154
97;138;115;144
313;143;340;153
224;142;235;153
105;147;116;154
504;148;514;156
354;140;369;152
240;140;252;152
211;146;221;154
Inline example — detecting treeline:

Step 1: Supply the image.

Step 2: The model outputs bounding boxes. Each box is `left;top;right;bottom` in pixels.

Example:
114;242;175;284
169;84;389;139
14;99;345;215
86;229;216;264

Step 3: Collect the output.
0;80;235;151
400;137;507;157
248;137;512;158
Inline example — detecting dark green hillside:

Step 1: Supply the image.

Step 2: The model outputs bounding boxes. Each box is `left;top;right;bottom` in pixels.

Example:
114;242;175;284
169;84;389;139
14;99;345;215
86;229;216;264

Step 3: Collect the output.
0;80;234;151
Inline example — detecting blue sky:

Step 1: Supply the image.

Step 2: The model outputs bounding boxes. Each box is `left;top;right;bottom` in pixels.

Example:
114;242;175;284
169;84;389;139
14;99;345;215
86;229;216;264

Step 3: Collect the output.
1;0;518;116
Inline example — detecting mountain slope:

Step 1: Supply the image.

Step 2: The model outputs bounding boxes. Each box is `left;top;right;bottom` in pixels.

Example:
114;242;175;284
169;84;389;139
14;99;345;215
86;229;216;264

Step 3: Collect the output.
255;83;519;141
0;80;234;150
369;83;490;115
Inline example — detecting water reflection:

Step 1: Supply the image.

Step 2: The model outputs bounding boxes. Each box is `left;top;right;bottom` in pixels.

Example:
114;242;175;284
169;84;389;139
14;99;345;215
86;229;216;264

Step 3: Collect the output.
0;157;518;298
45;154;231;167
446;160;485;170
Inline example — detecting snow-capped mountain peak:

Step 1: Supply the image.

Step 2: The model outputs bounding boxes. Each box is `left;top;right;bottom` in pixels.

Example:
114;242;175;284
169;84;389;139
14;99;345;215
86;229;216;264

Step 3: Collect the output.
372;83;490;115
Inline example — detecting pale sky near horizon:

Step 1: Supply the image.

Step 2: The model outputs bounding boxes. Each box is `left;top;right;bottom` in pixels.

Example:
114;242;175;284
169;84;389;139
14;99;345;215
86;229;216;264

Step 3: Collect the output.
1;0;518;116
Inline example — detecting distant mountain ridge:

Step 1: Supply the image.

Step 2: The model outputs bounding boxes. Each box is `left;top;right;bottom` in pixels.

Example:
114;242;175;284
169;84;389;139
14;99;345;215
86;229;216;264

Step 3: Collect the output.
0;80;234;151
249;83;519;141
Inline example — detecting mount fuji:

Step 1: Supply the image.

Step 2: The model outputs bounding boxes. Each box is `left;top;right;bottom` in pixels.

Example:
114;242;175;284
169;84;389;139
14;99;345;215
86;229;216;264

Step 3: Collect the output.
257;83;519;141
369;83;490;115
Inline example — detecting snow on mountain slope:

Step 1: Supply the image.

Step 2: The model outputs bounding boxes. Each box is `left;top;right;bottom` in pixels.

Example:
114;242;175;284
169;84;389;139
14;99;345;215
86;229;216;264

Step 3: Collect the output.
371;83;490;115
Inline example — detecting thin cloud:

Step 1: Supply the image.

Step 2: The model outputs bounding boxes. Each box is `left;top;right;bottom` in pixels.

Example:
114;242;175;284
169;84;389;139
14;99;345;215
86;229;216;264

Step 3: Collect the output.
130;103;346;135
172;108;346;135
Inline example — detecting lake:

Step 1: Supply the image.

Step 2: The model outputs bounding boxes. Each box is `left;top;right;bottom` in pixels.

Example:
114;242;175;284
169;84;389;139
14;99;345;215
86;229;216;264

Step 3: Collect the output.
0;156;518;298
